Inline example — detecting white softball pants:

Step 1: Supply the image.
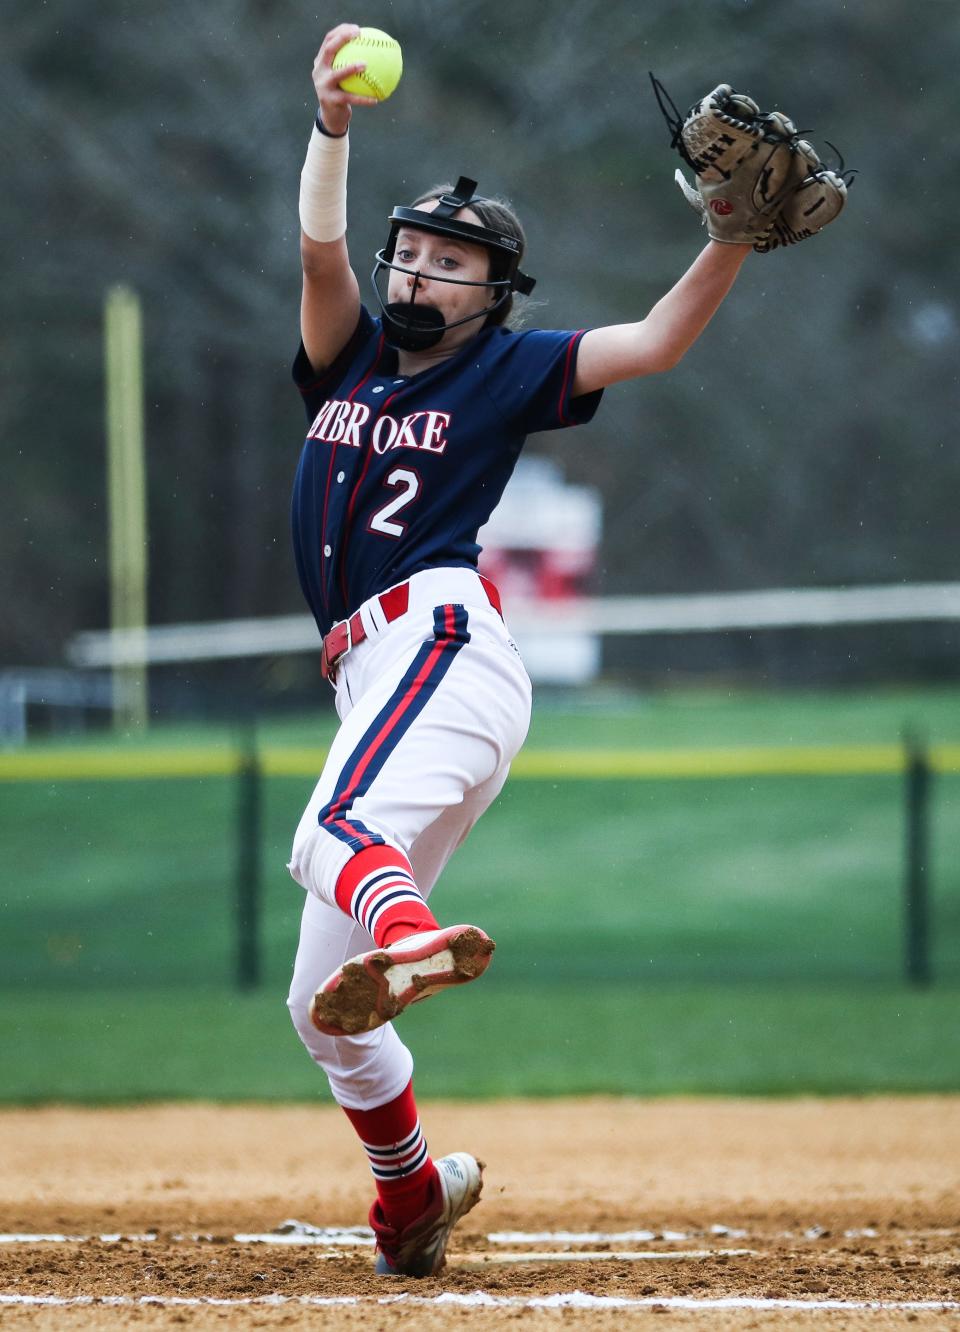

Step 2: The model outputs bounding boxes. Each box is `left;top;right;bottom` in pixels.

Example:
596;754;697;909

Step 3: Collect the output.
286;569;532;1110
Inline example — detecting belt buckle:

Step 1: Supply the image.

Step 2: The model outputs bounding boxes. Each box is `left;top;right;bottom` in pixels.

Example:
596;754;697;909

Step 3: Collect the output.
323;617;353;683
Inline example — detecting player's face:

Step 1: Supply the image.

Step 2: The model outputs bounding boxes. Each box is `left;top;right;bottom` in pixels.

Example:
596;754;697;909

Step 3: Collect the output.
387;202;497;349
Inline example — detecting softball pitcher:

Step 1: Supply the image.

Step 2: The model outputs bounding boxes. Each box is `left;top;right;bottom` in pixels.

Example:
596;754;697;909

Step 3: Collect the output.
285;23;849;1277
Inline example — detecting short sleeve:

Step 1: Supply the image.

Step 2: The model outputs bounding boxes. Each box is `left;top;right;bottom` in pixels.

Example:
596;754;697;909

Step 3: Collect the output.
292;306;378;420
481;327;603;434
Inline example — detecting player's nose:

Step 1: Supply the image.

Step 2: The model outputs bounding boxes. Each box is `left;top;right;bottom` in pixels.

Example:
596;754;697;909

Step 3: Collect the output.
405;274;433;301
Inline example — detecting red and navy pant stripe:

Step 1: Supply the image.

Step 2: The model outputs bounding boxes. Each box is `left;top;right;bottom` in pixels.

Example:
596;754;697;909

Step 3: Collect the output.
317;604;471;852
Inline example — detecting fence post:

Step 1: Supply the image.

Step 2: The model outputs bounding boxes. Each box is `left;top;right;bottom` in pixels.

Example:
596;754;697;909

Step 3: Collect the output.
235;725;262;990
903;733;932;988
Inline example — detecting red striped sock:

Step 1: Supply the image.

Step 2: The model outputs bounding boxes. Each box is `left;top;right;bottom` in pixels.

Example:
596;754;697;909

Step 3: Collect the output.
334;845;438;947
341;1079;435;1229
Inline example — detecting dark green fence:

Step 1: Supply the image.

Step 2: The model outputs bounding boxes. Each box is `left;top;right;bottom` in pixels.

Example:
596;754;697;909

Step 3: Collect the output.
1;738;957;992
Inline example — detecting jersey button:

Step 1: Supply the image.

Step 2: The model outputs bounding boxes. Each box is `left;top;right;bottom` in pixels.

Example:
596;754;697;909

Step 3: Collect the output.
323;544;332;558
336;471;345;483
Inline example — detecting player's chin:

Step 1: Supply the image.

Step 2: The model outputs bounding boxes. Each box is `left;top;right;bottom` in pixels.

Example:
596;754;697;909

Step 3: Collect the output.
433;322;473;353
444;305;487;333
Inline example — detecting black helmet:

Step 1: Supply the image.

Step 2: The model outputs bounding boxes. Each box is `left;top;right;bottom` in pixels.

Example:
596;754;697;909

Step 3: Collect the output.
371;176;536;351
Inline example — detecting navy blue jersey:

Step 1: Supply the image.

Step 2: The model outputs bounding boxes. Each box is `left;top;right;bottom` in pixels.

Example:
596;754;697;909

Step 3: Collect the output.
291;306;603;636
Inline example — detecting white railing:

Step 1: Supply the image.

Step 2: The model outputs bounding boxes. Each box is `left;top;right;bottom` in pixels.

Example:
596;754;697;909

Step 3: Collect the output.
65;581;960;668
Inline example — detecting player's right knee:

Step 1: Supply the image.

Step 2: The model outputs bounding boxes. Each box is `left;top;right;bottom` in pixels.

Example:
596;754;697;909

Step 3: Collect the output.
286;984;349;1066
285;987;413;1103
286;970;377;1060
287;987;329;1058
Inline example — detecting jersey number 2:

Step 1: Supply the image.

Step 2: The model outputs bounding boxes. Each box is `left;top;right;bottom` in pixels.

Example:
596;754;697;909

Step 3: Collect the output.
369;467;421;538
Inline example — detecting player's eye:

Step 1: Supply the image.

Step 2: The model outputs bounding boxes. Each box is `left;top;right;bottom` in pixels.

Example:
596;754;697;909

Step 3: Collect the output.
438;256;460;270
396;247;416;263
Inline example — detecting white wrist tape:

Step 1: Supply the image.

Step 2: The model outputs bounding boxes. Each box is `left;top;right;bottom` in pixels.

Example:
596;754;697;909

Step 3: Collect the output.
299;125;349;243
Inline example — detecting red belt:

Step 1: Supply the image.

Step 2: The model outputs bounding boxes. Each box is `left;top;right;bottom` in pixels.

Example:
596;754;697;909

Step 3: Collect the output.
320;575;503;683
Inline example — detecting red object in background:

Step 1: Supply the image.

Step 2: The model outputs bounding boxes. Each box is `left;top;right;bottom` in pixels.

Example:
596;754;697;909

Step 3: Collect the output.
475;457;603;683
479;546;595;602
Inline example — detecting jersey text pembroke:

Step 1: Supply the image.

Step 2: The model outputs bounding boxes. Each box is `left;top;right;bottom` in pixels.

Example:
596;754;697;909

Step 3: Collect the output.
292;305;602;637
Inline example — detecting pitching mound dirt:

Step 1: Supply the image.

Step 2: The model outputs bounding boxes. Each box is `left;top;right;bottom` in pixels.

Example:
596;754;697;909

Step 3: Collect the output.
1;1098;958;1329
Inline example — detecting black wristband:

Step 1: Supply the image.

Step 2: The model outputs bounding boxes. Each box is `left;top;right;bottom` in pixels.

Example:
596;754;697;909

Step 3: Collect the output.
315;110;347;139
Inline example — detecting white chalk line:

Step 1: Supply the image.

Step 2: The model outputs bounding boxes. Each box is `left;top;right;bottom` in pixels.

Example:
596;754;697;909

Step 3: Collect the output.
0;1234;754;1265
0;1223;892;1247
1;1225;884;1246
0;1225;727;1248
0;1234;159;1245
0;1228;703;1249
0;1225;889;1246
463;1249;756;1264
489;1229;700;1243
1;1292;959;1313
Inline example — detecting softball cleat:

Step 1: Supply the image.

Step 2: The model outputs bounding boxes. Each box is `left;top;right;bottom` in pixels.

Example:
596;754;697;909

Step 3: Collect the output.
371;1151;485;1277
309;924;495;1037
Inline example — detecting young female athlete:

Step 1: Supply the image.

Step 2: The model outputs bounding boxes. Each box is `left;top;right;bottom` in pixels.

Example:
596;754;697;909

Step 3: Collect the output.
285;23;753;1277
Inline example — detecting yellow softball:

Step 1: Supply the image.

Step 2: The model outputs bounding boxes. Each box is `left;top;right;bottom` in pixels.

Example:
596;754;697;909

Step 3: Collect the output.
332;27;403;101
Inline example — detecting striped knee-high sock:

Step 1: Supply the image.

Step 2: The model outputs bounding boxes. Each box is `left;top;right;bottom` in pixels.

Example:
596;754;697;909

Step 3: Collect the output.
334;844;438;947
341;1079;435;1229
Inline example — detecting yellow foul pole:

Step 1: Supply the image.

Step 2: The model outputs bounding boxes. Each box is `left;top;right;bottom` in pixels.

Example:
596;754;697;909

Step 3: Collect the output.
104;285;148;730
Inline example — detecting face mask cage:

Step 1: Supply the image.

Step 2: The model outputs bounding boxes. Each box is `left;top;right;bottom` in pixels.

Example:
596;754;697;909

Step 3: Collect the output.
370;254;517;349
370;176;535;351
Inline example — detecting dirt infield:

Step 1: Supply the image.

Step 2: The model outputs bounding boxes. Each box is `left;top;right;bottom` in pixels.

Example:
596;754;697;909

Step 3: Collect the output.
1;1098;958;1329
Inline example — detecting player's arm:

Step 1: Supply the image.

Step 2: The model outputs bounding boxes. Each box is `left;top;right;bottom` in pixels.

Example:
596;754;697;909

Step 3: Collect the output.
571;240;751;395
299;25;379;374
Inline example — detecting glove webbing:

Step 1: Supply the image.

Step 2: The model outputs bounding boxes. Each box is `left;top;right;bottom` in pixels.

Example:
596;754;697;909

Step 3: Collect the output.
649;73;699;173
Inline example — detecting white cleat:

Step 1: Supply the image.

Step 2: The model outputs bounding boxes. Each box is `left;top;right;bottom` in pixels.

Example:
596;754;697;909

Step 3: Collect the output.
309;924;495;1037
371;1152;485;1277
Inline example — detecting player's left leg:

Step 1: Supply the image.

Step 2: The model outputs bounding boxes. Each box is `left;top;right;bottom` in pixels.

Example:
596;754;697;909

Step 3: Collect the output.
309;756;515;1035
289;596;531;1037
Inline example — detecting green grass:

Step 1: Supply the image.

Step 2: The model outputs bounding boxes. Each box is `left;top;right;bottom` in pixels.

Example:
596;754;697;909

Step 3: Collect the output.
2;684;958;1099
1;982;956;1101
525;682;960;750
12;680;960;753
3;769;958;989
